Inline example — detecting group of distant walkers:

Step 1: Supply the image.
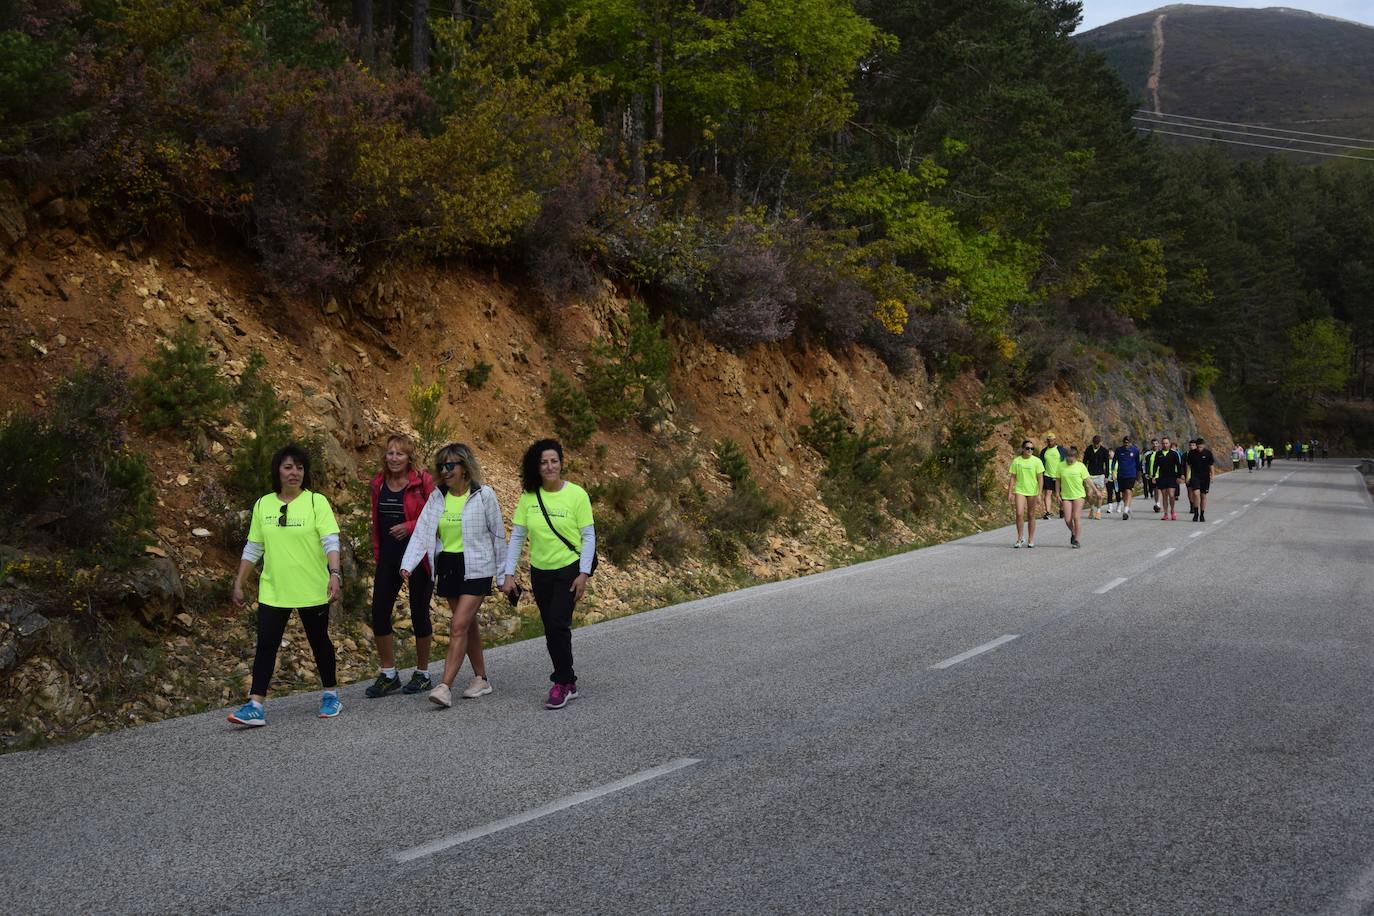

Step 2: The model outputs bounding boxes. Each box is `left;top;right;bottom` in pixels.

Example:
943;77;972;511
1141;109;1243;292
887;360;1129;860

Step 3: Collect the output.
1006;433;1219;549
227;436;595;727
1231;439;1325;471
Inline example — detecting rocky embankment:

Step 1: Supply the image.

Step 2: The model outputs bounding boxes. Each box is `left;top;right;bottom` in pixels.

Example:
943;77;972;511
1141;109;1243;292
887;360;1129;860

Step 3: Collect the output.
0;188;1232;747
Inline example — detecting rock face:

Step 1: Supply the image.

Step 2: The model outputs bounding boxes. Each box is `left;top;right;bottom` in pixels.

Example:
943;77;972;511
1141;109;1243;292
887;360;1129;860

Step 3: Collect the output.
118;558;186;629
0;182;28;249
0;597;49;677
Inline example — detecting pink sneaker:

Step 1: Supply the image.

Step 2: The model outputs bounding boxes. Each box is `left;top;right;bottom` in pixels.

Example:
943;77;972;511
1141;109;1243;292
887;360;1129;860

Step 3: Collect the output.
546;683;579;709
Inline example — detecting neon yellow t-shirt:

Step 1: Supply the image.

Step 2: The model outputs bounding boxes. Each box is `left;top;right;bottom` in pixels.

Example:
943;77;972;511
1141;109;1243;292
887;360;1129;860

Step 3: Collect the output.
437;490;469;554
512;482;594;571
1009;455;1045;497
1246;448;1255;461
1042;446;1063;479
1265;447;1274;458
247;490;340;608
1058;462;1091;501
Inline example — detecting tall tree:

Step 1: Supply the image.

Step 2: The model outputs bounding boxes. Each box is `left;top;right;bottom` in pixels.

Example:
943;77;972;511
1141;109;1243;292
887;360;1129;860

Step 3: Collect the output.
413;0;430;71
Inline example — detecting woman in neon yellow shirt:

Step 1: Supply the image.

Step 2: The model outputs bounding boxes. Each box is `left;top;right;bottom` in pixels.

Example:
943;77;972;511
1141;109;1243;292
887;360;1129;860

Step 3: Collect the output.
229;444;343;727
401;442;507;708
500;439;596;710
1006;439;1044;548
1057;447;1100;549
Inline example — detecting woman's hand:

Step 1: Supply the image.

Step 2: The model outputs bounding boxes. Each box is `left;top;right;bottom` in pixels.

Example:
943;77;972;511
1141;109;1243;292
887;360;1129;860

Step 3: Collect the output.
389;523;408;540
500;577;518;596
569;573;589;602
400;568;410;582
328;575;342;602
232;580;246;608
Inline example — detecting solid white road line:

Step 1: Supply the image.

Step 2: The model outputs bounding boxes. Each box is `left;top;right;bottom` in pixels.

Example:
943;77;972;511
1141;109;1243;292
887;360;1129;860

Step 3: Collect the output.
1095;577;1129;594
1190;531;1204;538
931;635;1020;670
1155;548;1175;558
393;758;703;862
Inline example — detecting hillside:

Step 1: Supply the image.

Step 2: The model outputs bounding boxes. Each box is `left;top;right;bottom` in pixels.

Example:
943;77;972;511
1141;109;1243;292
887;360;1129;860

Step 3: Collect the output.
1077;5;1374;152
0;202;1233;747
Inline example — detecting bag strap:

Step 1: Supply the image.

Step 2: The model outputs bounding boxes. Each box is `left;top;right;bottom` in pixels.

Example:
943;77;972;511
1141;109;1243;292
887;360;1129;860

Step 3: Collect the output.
535;489;581;558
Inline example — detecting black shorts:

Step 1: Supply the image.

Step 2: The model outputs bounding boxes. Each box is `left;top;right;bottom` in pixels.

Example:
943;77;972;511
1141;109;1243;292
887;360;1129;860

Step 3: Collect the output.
1119;476;1137;491
435;552;493;599
1157;477;1179;493
1188;477;1211;494
1043;478;1057;493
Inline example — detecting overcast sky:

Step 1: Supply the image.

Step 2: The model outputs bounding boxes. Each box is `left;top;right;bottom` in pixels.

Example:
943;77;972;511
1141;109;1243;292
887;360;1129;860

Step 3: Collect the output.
1076;1;1374;32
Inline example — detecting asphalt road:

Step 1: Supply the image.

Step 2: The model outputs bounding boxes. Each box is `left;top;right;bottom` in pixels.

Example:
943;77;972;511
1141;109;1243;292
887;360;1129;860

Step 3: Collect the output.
4;460;1374;915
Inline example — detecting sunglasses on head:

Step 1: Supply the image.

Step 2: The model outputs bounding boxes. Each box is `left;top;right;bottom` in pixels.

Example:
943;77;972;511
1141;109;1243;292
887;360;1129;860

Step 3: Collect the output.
439;461;464;472
278;503;288;527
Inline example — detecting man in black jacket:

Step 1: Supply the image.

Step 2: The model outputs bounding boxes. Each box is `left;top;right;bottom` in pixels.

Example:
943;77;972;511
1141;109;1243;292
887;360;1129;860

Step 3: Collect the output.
1083;435;1110;520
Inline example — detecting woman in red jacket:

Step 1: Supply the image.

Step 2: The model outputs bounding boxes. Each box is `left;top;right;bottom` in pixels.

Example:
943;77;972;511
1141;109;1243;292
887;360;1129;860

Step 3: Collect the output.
364;435;461;697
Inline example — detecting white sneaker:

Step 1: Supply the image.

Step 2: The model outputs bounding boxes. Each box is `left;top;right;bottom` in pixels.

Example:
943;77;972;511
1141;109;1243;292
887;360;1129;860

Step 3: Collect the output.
461;676;493;699
428;683;453;708
1013;538;1024;548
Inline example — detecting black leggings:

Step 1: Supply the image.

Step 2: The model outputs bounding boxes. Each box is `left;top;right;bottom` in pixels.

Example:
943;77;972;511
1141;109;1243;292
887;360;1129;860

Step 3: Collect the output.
531;562;580;685
252;603;336;697
370;560;433;638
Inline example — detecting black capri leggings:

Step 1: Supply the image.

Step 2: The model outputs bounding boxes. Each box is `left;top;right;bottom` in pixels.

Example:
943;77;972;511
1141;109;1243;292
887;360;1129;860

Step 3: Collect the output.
370;561;433;638
531;562;580;685
252;603;335;697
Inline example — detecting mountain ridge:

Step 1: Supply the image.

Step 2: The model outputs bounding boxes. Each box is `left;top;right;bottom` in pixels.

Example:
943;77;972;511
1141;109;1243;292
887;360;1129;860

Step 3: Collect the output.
1076;4;1374;151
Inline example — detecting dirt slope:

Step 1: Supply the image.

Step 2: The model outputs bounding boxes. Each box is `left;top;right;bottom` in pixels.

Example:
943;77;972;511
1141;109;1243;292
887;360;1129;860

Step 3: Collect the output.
0;209;1232;745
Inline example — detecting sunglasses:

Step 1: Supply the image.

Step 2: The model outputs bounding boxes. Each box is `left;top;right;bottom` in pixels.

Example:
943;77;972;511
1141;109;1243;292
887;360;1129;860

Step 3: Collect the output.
278;503;288;527
439;461;465;472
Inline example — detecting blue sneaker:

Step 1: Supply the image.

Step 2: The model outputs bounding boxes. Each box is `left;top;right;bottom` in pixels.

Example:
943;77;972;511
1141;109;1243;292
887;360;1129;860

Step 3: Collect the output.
228;702;265;727
318;693;342;718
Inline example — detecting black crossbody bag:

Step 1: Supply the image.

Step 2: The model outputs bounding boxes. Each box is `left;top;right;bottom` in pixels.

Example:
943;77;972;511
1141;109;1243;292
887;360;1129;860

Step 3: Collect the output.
535;489;598;576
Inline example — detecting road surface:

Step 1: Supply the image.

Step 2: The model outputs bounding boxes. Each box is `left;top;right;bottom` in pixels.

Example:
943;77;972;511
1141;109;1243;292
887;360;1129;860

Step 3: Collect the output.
3;460;1374;914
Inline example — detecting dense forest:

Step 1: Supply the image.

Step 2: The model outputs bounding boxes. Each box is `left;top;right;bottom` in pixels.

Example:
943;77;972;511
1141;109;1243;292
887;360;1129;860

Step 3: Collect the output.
2;0;1372;440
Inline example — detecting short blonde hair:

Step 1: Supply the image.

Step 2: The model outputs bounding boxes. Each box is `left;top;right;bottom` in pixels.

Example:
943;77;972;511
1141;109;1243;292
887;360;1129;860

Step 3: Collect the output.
381;435;418;474
434;442;484;490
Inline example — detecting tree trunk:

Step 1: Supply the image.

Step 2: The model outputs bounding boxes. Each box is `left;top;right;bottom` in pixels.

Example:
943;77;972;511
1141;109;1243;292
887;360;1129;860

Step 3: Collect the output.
354;0;375;64
627;95;646;187
453;0;464;18
652;35;665;158
412;0;430;73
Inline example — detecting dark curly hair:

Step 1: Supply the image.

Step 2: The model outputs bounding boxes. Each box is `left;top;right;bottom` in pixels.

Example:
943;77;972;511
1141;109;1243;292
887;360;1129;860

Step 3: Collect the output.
270;443;313;493
520;439;563;492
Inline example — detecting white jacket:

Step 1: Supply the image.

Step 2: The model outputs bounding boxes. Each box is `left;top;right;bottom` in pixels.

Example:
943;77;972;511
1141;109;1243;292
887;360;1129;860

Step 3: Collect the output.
400;484;506;582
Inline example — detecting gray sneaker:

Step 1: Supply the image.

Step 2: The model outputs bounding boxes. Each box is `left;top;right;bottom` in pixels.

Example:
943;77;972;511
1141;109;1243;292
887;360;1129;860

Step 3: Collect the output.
461;676;493;699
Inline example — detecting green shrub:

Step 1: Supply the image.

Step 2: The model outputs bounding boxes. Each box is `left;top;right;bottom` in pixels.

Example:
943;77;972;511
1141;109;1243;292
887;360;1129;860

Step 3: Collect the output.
584;301;673;423
406;366;451;463
802;405;890;487
589;476;662;566
649;521;693;564
714;438;754;489
132;324;231;435
0;360;153;562
545;370;597;447
227;351;292;498
461;360;492;390
927;409;1001;503
1188;354;1221;395
705;437;780;552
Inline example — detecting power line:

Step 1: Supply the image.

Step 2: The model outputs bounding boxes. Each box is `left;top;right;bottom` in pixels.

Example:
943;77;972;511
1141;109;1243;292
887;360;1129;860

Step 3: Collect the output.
1133;126;1374;161
1131;115;1374;151
1133;109;1374;145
